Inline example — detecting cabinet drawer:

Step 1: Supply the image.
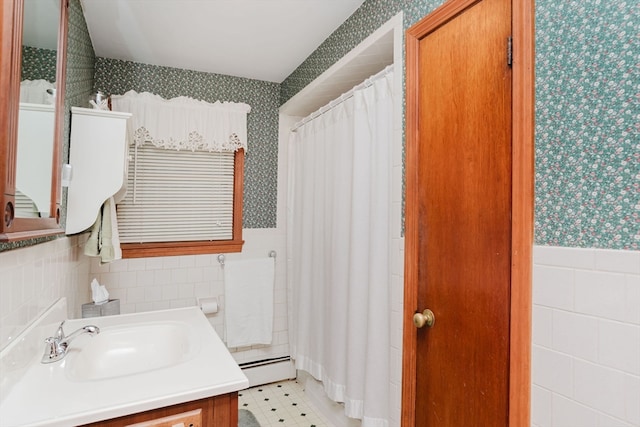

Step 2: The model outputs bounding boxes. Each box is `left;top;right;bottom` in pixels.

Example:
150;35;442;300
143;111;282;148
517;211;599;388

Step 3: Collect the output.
125;409;201;427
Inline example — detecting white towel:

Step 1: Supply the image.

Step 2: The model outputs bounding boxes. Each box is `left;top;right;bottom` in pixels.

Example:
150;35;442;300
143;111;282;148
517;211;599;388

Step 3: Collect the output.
84;197;122;263
224;258;275;348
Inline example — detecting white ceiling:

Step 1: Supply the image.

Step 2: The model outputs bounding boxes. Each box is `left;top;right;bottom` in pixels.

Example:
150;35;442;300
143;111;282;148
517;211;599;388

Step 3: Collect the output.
23;0;59;50
80;0;366;83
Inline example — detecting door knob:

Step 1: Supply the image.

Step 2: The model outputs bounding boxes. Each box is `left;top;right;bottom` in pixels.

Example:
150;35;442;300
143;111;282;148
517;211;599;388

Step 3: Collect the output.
413;309;435;328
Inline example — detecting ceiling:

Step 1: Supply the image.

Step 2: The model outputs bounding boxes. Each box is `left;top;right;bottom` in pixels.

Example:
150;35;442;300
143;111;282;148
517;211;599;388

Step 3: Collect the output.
80;0;366;83
23;0;59;50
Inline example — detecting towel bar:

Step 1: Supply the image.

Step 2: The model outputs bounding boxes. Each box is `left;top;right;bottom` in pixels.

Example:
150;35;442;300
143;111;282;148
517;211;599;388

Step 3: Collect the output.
217;250;276;266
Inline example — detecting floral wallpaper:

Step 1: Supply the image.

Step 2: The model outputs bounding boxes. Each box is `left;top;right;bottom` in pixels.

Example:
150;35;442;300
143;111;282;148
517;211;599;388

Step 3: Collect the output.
534;0;638;250
4;0;637;250
21;46;57;82
94;58;280;229
64;0;96;118
61;0;96;229
281;0;639;250
279;0;447;105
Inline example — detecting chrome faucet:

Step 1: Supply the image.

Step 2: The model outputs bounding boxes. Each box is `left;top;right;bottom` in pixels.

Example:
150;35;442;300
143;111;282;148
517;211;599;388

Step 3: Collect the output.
41;321;100;364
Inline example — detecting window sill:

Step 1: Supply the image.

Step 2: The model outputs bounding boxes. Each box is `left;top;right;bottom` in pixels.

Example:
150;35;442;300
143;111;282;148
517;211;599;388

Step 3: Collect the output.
121;239;244;259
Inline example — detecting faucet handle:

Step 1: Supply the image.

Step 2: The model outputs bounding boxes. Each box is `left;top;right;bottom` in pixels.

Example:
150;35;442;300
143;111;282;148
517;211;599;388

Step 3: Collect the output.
42;335;63;363
55;321;66;340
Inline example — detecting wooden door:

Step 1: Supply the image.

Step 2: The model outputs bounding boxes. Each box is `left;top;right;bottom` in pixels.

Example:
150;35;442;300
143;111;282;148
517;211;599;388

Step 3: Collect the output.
402;0;534;426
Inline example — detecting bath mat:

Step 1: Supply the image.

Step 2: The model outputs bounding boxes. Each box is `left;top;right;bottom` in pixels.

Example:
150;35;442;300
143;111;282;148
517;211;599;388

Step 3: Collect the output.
238;409;261;427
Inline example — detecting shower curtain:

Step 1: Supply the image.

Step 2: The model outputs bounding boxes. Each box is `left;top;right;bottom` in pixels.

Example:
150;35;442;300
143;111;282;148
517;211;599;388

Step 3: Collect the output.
287;70;393;427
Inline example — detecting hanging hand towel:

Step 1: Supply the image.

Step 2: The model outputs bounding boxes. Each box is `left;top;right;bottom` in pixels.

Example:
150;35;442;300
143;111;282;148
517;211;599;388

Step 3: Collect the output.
84;197;122;263
224;257;275;348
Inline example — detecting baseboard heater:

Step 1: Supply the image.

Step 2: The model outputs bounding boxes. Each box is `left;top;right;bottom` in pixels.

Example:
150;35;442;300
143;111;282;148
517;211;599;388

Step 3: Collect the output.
239;356;296;387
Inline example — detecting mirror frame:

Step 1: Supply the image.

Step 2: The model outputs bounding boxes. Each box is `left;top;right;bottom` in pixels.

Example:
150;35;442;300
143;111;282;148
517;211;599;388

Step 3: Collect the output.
0;0;68;242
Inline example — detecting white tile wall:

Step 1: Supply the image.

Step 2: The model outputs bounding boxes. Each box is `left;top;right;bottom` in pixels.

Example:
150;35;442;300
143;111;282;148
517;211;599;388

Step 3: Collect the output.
0;236;90;350
532;246;640;427
89;228;291;365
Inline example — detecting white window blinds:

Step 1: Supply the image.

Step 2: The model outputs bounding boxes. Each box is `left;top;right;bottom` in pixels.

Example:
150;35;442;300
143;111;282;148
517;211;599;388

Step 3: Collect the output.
117;146;235;243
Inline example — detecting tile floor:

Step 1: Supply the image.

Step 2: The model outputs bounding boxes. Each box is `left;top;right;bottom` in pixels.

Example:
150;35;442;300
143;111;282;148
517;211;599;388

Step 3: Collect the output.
238;380;332;427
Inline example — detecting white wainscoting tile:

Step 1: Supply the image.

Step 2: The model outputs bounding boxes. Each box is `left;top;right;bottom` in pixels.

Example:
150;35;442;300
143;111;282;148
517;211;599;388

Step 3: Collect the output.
598;413;636;427
574;270;627;321
598;320;640;375
595;250;640;275
626;274;640;325
532;345;574;398
624;374;640;426
531;385;552;427
573;359;627;421
534;245;596;270
552;310;598;362
533;265;575;310
533;305;553;348
552;393;599;427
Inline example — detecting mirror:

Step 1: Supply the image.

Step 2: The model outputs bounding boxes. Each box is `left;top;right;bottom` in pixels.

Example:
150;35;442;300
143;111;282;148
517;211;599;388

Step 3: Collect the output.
16;0;59;218
0;0;68;242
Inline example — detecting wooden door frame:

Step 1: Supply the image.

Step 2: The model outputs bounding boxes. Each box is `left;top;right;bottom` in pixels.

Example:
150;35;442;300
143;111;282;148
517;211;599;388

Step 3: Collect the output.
401;0;535;426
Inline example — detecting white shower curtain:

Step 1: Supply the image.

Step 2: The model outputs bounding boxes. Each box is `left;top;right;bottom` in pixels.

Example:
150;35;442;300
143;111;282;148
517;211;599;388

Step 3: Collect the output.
287;70;393;427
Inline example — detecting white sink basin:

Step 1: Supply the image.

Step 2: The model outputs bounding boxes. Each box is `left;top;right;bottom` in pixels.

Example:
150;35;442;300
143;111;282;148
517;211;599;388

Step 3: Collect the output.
0;302;249;427
65;321;200;381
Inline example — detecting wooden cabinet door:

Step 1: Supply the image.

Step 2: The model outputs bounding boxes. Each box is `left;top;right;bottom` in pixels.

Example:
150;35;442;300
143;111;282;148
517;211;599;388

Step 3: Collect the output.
81;392;239;427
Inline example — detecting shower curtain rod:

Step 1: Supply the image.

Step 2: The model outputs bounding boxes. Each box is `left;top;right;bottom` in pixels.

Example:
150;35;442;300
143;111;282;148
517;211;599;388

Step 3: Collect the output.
290;64;394;132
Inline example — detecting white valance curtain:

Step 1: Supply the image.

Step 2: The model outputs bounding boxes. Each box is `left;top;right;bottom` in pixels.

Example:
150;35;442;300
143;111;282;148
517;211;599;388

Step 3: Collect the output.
287;68;394;427
20;79;56;104
110;90;250;152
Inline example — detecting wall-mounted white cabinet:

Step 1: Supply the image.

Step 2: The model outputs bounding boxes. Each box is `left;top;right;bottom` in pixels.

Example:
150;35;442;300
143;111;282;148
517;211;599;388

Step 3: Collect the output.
65;107;132;235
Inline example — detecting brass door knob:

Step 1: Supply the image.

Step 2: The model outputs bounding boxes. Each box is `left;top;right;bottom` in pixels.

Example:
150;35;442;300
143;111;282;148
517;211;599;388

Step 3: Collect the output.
413;309;435;328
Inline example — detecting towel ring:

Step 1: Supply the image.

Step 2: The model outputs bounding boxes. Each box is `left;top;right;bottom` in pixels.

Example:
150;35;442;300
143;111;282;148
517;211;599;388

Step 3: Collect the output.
217;250;276;266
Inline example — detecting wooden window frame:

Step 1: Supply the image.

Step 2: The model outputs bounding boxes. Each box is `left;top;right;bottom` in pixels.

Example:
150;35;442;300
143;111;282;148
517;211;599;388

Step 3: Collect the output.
120;148;245;258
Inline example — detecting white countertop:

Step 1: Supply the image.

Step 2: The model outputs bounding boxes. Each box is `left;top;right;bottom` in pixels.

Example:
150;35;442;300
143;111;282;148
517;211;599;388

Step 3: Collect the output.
0;302;249;427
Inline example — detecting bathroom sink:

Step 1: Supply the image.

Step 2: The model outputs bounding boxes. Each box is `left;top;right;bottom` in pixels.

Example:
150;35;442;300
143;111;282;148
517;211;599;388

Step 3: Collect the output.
0;303;249;427
65;321;200;381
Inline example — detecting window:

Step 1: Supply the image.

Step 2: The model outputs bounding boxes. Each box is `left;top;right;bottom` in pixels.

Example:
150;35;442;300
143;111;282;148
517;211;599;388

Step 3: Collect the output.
117;147;244;258
110;91;248;258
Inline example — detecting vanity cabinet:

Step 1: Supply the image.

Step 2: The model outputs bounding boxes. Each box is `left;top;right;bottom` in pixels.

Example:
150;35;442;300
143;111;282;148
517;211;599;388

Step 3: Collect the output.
80;393;238;427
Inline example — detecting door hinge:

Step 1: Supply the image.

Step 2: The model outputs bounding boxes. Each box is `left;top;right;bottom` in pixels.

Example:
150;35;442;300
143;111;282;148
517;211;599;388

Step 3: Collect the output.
507;36;513;67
